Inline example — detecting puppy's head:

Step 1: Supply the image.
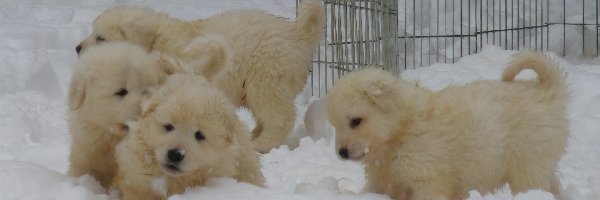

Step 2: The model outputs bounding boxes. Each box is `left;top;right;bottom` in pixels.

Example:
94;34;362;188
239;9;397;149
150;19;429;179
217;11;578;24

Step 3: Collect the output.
138;75;246;177
77;6;165;54
325;68;401;161
69;42;169;134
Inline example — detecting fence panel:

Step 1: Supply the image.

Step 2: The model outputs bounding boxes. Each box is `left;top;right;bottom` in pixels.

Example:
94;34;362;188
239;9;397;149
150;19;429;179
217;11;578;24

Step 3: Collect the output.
297;0;600;97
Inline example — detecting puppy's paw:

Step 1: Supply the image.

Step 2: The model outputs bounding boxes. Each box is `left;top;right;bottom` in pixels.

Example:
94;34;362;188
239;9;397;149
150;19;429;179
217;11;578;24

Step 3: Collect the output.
252;137;278;154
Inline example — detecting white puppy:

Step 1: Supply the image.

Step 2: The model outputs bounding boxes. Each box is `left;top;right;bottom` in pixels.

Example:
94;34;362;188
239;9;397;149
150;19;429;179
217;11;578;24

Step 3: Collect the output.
67;42;169;188
326;52;568;200
114;74;264;200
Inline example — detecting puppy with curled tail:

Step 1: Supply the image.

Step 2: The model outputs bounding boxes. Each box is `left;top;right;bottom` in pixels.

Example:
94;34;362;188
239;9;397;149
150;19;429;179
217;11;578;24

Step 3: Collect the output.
325;52;568;200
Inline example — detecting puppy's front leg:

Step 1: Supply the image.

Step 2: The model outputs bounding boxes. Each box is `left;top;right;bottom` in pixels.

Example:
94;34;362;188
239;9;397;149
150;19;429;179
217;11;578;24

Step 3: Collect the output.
233;150;265;187
120;186;162;200
115;172;161;200
68;131;118;188
408;181;455;200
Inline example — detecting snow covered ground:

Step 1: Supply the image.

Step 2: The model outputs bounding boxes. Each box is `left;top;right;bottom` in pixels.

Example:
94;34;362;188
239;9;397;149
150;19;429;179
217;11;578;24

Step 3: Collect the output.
0;1;599;200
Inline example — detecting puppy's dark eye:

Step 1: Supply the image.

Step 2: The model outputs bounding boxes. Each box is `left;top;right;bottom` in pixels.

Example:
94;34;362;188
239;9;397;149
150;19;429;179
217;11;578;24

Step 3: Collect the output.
96;36;105;43
194;131;205;141
350;117;362;129
114;88;128;97
164;124;174;132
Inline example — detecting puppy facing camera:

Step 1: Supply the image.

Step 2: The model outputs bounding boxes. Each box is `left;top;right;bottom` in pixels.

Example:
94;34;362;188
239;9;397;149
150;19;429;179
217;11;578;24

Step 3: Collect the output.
113;74;264;200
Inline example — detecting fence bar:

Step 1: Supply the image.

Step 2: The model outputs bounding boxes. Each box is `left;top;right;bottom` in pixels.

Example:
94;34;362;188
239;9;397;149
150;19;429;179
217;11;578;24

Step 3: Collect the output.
582;0;585;56
476;0;479;52
521;1;527;49
529;0;532;49
512;0;515;49
563;0;566;56
486;0;489;44
541;0;544;50
452;0;456;63
535;0;538;50
546;0;550;51
404;0;407;70
458;0;463;57
517;0;521;50
468;0;471;54
480;0;483;51
505;0;508;49
492;0;496;45
420;0;423;67
342;1;348;75
349;0;355;73
444;0;447;63
427;1;432;66
437;0;440;63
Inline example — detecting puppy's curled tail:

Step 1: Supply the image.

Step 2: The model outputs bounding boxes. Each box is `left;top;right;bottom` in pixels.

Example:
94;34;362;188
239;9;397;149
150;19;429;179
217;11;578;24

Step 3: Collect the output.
296;0;325;47
502;52;565;92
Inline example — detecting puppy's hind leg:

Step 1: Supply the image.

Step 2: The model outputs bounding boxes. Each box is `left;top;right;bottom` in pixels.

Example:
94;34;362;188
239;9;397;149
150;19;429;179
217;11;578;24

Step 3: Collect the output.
246;85;296;153
507;162;560;196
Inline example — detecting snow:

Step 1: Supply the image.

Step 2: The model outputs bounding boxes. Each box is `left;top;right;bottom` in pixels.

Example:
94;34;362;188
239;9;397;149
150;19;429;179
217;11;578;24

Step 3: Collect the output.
0;1;599;200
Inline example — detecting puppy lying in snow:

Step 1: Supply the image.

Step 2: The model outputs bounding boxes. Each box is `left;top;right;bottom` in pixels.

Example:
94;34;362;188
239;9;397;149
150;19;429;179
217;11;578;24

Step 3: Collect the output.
325;52;568;200
76;0;325;152
67;42;169;188
113;74;264;200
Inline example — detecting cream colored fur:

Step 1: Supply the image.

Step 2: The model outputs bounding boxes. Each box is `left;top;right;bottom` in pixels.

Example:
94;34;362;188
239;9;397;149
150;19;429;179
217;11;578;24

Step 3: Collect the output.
67;42;169;188
113;74;264;200
77;0;325;152
325;52;568;200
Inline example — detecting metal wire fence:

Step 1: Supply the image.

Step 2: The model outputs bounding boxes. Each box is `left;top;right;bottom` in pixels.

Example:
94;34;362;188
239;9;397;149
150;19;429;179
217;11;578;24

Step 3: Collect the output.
297;0;600;97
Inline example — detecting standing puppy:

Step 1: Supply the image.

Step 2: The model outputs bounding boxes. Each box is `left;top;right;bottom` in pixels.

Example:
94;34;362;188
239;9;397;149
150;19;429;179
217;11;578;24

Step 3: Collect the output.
76;0;325;152
114;74;264;200
325;52;568;200
67;42;169;188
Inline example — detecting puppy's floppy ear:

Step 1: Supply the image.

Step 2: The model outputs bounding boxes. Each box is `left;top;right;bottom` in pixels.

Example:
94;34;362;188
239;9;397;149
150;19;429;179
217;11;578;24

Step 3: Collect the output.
121;20;158;51
157;55;180;76
68;72;88;111
364;80;400;111
182;34;233;81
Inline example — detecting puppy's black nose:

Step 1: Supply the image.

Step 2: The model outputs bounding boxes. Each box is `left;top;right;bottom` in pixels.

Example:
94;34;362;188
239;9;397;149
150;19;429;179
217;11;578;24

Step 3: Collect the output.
338;147;349;159
167;149;184;163
75;45;82;54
